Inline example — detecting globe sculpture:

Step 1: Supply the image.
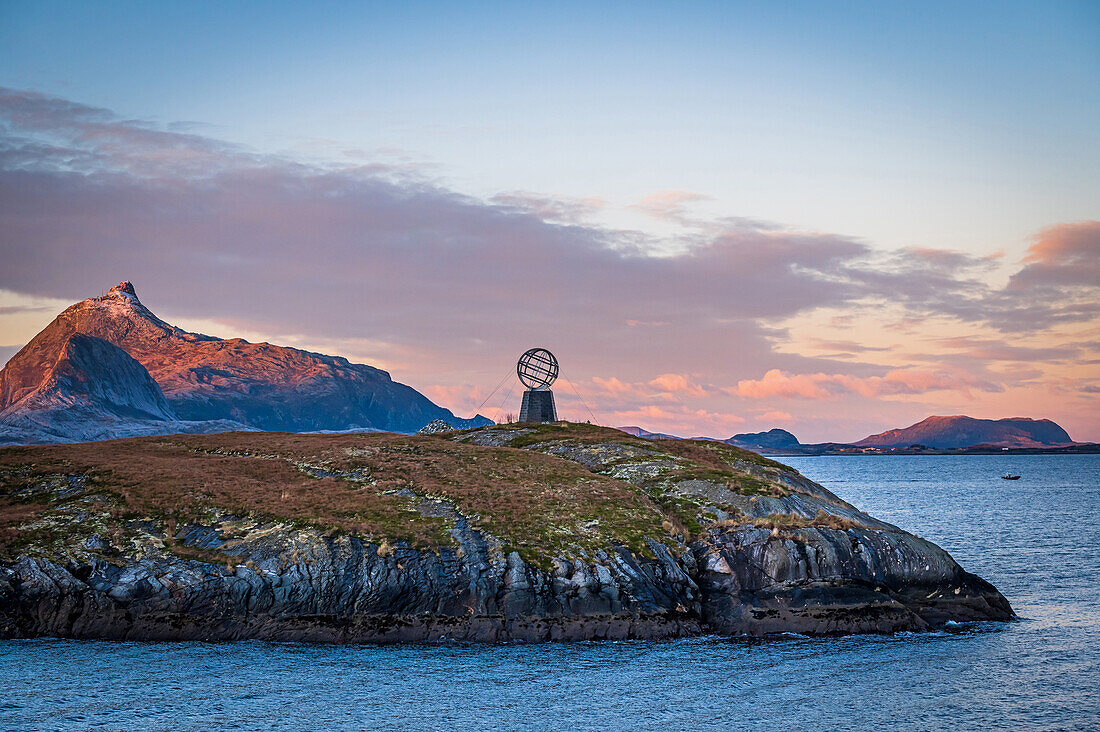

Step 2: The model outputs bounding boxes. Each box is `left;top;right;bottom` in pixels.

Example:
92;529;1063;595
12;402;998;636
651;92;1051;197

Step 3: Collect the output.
517;348;558;423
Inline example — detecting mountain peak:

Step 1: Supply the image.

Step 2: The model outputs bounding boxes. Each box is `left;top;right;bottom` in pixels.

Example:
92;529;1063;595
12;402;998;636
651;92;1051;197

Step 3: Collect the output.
105;280;140;303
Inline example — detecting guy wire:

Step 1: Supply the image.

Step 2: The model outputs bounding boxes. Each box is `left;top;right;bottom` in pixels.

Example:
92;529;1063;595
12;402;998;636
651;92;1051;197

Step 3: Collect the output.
562;374;599;425
473;369;514;417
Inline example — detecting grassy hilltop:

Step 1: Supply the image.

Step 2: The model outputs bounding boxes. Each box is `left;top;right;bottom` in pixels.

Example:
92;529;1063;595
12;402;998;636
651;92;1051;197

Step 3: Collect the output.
0;422;842;567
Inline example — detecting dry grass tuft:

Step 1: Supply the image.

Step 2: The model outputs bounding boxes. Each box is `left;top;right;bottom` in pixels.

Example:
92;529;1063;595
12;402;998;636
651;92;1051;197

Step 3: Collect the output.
709;509;868;533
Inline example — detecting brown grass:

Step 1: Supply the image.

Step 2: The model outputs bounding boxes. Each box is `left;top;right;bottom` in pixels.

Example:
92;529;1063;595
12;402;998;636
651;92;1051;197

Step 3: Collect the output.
483;423;790;499
809;509;867;531
651;436;790;471
0;426;820;565
709;509;868;532
0;434;444;551
495;423;789;469
0;430;673;565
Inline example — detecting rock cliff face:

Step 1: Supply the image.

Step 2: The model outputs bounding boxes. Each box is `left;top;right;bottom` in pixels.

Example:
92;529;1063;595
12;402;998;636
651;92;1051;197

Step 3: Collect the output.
6;333;175;422
0;282;489;444
0;333;247;446
0;424;1012;641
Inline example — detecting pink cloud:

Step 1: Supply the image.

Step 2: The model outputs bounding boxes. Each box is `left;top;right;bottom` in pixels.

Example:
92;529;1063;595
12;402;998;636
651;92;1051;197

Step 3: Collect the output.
988;221;1100;331
490;191;605;224
420;383;491;416
1017;220;1100;285
629;190;709;221
607;404;744;437
588;373;708;401
759;410;794;422
591;376;639;395
731;368;1001;400
733;370;833;399
935;336;1080;362
647;373;708;397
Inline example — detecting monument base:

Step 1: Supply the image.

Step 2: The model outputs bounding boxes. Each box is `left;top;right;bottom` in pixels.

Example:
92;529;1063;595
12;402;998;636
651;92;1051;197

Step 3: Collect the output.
519;389;557;423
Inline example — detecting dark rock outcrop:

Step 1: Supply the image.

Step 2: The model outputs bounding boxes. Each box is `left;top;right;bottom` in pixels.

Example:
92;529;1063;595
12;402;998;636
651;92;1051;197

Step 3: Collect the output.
0;518;1009;642
0;524;705;642
696;526;1009;634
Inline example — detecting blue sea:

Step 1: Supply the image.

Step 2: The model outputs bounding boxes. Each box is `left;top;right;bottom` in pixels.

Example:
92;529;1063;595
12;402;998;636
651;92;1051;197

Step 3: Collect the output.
2;455;1098;731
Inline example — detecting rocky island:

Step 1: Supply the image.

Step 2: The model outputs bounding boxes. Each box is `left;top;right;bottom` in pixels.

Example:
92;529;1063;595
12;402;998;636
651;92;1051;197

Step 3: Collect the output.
0;422;1012;642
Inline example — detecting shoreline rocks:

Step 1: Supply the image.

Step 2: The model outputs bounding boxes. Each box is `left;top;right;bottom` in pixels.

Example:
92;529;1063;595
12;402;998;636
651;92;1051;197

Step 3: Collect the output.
0;519;1011;643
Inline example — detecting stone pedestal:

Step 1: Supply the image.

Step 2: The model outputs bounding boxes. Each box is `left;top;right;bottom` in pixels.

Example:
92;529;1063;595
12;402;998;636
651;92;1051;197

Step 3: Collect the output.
519;389;557;423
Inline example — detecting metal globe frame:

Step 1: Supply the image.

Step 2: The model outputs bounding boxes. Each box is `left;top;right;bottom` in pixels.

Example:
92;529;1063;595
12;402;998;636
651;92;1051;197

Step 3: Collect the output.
517;348;559;390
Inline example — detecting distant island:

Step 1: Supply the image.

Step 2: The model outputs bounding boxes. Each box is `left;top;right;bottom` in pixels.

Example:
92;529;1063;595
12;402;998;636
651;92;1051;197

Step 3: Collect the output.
854;415;1074;450
621;416;1098;456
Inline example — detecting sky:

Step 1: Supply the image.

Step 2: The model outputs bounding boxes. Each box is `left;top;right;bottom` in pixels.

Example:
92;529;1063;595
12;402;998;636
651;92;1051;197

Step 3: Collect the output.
1;1;1098;442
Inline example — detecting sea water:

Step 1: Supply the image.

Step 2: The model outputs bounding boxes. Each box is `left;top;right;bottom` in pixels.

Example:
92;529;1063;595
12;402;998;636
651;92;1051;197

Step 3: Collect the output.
1;454;1098;731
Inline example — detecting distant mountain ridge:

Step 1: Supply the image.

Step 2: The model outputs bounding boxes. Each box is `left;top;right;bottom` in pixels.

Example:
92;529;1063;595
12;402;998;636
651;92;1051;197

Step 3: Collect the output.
617;425;681;440
854;415;1074;449
0;282;489;445
726;428;800;450
618;414;1078;454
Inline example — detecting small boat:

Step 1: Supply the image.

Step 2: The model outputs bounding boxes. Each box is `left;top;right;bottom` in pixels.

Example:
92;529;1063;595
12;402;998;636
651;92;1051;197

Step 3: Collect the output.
1001;474;1021;480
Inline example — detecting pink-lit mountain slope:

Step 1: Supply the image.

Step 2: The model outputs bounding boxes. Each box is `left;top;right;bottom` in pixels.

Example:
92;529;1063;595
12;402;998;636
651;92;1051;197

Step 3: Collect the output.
0;282;489;444
0;332;247;445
